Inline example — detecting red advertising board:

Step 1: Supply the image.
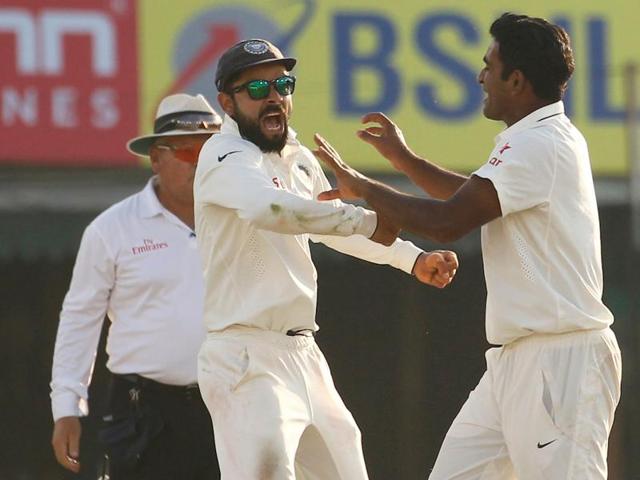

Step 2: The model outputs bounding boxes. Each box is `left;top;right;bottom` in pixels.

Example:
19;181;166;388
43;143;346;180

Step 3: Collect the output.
0;0;138;166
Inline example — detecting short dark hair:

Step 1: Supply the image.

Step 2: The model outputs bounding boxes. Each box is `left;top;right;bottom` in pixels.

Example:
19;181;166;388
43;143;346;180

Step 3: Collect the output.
221;71;242;94
490;13;574;102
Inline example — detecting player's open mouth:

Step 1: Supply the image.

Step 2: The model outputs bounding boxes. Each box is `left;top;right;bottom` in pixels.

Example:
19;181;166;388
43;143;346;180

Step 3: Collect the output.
261;112;285;134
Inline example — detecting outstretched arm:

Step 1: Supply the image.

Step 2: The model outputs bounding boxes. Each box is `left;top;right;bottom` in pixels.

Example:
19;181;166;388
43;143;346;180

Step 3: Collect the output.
309;152;457;287
313;134;501;243
196;141;399;245
357;112;468;200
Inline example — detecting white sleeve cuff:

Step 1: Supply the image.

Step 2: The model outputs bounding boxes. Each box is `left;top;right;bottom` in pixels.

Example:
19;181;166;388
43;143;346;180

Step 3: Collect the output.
51;392;88;422
390;240;424;274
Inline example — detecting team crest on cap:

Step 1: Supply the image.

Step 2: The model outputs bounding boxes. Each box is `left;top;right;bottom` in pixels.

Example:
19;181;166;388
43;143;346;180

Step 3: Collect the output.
244;40;269;55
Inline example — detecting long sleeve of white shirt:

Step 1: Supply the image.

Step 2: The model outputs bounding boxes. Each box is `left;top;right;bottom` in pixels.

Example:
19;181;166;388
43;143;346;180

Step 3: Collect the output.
307;151;422;274
194;121;426;333
196;137;378;238
50;223;114;421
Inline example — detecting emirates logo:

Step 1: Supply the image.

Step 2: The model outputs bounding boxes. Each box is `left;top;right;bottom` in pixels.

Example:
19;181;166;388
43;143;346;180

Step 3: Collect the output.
132;238;169;255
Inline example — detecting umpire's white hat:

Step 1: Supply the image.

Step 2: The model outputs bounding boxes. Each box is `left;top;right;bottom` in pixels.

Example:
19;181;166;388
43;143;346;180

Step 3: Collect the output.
127;93;222;156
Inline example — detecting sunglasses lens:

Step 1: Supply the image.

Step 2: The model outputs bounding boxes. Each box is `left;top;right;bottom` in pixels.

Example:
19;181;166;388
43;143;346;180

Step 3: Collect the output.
239;77;296;99
174;145;203;164
275;76;295;96
246;80;271;100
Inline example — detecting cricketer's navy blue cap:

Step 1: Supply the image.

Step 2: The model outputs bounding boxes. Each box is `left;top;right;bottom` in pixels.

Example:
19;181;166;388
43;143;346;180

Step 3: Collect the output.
215;39;297;92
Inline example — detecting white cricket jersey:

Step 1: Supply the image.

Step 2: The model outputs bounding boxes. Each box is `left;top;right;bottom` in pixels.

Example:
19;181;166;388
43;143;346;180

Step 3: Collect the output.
50;178;206;421
474;101;613;345
194;115;422;333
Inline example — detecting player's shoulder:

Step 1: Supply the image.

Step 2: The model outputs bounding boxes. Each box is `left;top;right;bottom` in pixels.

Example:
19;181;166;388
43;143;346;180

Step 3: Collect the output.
296;142;314;159
293;142;321;172
90;188;144;232
502;127;554;160
200;132;261;166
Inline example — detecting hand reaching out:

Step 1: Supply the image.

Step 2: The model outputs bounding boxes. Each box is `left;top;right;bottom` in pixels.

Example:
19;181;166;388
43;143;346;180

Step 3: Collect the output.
312;133;399;246
312;133;370;202
357;112;413;170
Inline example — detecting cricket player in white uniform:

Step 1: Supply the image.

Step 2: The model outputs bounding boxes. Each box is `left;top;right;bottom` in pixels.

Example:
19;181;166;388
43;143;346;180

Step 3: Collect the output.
193;39;459;479
313;13;621;480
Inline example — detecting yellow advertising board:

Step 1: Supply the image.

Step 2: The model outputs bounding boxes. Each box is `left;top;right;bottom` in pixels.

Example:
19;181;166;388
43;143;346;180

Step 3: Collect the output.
139;0;640;174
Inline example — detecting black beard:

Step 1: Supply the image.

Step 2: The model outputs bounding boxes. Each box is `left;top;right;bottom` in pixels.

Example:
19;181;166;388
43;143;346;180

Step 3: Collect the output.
233;105;288;154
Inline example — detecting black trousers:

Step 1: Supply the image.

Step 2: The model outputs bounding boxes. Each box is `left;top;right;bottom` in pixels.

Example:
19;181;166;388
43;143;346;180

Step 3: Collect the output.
98;373;220;480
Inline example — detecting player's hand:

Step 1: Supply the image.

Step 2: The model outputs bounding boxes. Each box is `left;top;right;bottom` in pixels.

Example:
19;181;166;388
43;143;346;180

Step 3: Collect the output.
313;133;370;201
370;212;401;246
52;416;81;473
357;112;413;171
412;250;458;288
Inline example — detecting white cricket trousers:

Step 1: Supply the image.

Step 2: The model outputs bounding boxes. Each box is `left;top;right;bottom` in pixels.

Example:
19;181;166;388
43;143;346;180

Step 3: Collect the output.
197;327;370;480
429;327;621;480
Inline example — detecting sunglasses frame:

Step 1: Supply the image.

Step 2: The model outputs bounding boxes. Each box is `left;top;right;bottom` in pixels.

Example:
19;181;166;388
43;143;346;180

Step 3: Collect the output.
154;143;204;164
229;75;296;100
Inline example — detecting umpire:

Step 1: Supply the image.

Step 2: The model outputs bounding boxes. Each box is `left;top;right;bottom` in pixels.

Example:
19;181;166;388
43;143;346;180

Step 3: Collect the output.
50;93;221;479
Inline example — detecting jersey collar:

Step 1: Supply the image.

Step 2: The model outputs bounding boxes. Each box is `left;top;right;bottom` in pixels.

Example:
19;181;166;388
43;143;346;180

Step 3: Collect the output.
495;101;565;145
138;176;165;219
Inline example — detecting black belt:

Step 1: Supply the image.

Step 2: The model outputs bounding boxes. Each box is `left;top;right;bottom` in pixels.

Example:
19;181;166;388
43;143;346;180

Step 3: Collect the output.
111;373;199;396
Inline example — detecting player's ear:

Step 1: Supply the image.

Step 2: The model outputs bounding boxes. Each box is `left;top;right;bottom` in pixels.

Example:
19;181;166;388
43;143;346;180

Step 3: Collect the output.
509;69;527;95
218;92;235;117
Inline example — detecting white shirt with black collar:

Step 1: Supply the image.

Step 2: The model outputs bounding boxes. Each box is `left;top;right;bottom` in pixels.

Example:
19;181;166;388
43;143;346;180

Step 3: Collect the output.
194;115;422;334
50;177;206;421
474;101;613;345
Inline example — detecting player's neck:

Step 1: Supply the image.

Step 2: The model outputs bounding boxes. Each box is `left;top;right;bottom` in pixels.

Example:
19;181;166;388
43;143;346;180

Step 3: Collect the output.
504;98;554;127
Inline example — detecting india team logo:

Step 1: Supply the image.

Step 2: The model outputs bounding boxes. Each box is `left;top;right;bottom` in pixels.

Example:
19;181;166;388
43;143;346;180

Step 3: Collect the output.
244;40;270;55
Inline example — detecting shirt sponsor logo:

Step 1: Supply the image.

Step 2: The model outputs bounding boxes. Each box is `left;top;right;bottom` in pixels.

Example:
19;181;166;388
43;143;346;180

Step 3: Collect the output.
489;143;511;166
132;238;169;255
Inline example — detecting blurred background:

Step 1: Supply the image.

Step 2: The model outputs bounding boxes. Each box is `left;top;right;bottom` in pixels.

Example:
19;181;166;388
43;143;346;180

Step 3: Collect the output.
1;0;639;478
